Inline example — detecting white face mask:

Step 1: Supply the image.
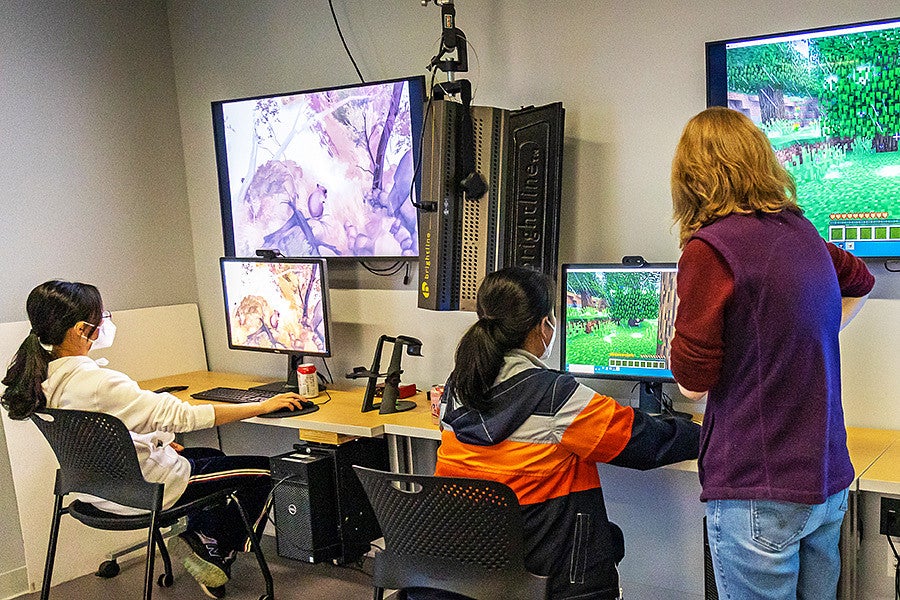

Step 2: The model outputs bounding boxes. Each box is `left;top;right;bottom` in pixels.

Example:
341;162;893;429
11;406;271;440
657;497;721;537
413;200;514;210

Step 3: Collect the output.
85;319;116;351
540;318;556;361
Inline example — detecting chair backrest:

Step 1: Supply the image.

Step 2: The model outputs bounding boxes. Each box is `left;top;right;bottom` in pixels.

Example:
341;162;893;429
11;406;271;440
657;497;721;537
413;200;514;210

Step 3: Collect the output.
30;408;162;511
353;465;548;600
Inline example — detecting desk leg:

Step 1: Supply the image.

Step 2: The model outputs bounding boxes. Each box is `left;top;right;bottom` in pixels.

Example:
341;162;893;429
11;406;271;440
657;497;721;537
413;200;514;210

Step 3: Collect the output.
387;434;401;473
386;434;417;475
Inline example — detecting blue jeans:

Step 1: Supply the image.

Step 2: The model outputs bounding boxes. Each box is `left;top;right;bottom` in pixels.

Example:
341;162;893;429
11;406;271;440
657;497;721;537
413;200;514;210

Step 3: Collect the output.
175;448;272;553
706;488;849;600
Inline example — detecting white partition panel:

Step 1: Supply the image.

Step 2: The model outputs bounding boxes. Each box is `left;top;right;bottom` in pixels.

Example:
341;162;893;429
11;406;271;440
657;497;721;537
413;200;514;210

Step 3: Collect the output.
0;304;206;591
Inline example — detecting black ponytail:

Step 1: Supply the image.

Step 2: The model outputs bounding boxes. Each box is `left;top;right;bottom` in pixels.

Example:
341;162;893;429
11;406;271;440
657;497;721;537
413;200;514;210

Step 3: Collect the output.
1;281;102;420
449;267;554;411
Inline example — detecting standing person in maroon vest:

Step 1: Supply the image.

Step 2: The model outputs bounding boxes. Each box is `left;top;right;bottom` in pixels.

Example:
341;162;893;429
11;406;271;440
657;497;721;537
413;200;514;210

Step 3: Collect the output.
669;107;874;600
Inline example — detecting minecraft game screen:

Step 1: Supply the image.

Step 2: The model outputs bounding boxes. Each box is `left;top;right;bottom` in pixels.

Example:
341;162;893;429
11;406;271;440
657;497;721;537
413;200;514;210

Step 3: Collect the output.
562;265;678;381
213;76;424;259
709;19;900;257
221;258;330;356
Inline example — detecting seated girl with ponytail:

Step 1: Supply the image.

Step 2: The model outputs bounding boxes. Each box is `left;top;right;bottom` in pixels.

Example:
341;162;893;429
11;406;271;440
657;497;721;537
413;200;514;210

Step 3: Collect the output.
1;280;308;599
424;267;701;600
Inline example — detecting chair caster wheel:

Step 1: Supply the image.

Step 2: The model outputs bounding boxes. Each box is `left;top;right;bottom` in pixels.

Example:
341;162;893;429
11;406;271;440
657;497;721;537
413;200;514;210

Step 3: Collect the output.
157;573;174;587
258;595;272;600
95;560;120;578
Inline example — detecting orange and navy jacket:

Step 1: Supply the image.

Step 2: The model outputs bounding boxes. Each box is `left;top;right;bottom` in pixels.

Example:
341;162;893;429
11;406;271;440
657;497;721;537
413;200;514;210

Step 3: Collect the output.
435;350;700;600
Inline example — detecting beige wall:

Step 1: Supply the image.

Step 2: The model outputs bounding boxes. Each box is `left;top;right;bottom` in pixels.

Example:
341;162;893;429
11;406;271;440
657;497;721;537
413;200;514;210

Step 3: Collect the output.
0;0;196;592
166;0;899;392
1;0;899;596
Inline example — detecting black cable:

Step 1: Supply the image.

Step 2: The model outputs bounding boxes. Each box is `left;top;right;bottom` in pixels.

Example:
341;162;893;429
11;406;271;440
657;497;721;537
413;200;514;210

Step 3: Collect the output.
314;390;333;406
327;0;364;84
359;259;403;273
887;533;900;600
265;473;298;528
359;259;406;278
409;66;440;212
321;358;334;384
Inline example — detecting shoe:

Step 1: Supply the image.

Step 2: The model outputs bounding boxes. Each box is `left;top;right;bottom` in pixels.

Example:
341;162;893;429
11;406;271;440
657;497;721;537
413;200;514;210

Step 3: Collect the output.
168;531;229;588
199;583;227;598
198;551;236;598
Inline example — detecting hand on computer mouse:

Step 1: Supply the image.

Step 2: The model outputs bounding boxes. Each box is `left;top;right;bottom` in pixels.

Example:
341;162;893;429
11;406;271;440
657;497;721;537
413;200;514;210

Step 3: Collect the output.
259;392;309;414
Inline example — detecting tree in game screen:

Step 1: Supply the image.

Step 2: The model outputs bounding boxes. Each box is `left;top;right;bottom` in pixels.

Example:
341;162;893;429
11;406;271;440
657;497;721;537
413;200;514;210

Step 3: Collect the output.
564;269;677;376
724;22;900;255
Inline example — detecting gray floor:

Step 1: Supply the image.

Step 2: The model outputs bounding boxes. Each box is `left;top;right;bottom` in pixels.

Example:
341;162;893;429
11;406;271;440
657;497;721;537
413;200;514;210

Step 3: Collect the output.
18;533;704;600
20;535;378;599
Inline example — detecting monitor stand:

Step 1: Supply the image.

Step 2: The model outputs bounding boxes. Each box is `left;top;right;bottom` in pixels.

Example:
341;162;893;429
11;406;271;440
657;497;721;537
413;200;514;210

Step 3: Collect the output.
639;382;691;419
250;354;304;393
639;382;663;413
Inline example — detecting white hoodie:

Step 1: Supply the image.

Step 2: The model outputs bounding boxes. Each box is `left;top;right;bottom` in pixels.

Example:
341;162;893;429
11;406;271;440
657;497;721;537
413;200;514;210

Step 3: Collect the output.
42;356;216;514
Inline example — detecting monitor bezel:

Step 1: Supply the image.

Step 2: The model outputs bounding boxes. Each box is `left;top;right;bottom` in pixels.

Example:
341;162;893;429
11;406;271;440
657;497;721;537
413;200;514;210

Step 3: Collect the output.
560;262;678;384
212;74;427;261
219;256;332;358
705;17;900;260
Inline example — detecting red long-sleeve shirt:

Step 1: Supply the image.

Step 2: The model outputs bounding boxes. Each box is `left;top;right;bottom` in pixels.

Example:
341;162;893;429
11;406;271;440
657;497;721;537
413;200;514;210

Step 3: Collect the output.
671;238;875;393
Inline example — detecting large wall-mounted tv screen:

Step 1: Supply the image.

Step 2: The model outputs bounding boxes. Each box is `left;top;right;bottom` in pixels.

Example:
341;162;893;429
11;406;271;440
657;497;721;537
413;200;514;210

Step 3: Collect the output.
213;75;425;260
707;18;900;258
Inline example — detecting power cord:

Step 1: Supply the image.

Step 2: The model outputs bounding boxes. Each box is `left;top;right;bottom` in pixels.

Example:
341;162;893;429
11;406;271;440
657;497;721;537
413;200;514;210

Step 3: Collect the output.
327;0;364;84
359;260;405;277
314;390;332;406
265;473;298;529
322;358;334;384
888;531;900;600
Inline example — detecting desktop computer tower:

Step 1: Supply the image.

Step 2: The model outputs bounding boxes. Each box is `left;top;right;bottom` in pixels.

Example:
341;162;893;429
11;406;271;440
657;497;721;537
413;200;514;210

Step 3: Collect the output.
270;437;388;565
417;99;565;311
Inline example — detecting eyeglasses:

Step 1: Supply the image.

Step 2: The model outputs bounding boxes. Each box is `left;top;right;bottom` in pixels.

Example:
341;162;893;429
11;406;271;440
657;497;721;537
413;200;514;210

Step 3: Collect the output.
83;311;112;337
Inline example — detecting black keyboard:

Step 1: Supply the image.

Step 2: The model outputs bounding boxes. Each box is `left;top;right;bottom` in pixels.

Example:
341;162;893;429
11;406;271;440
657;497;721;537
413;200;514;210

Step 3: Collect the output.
190;387;279;403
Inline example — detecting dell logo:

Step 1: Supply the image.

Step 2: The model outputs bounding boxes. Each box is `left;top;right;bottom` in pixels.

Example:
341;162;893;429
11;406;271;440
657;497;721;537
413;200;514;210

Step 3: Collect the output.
288;503;297;515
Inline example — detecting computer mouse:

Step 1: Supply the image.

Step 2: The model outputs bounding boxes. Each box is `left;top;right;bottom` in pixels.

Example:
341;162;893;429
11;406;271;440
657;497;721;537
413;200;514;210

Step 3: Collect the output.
153;385;189;394
257;401;319;418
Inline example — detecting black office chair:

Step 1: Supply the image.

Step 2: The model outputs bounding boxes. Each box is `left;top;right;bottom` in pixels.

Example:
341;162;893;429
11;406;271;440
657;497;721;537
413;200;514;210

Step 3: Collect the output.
30;408;274;600
353;465;549;600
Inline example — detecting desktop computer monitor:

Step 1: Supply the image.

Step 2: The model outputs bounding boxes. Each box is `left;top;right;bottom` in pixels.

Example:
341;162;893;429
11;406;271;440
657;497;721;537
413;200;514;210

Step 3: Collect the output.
212;75;426;260
220;256;331;392
560;263;678;412
706;17;900;258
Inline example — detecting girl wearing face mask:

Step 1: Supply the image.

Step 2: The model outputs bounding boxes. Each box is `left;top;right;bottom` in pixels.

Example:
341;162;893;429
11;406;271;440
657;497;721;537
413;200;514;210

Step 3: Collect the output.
417;267;700;600
1;280;308;598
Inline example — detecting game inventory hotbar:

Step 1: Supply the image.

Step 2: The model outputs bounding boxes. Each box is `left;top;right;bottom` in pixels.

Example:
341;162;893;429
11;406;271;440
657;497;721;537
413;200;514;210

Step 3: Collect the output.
608;356;667;371
828;212;900;256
